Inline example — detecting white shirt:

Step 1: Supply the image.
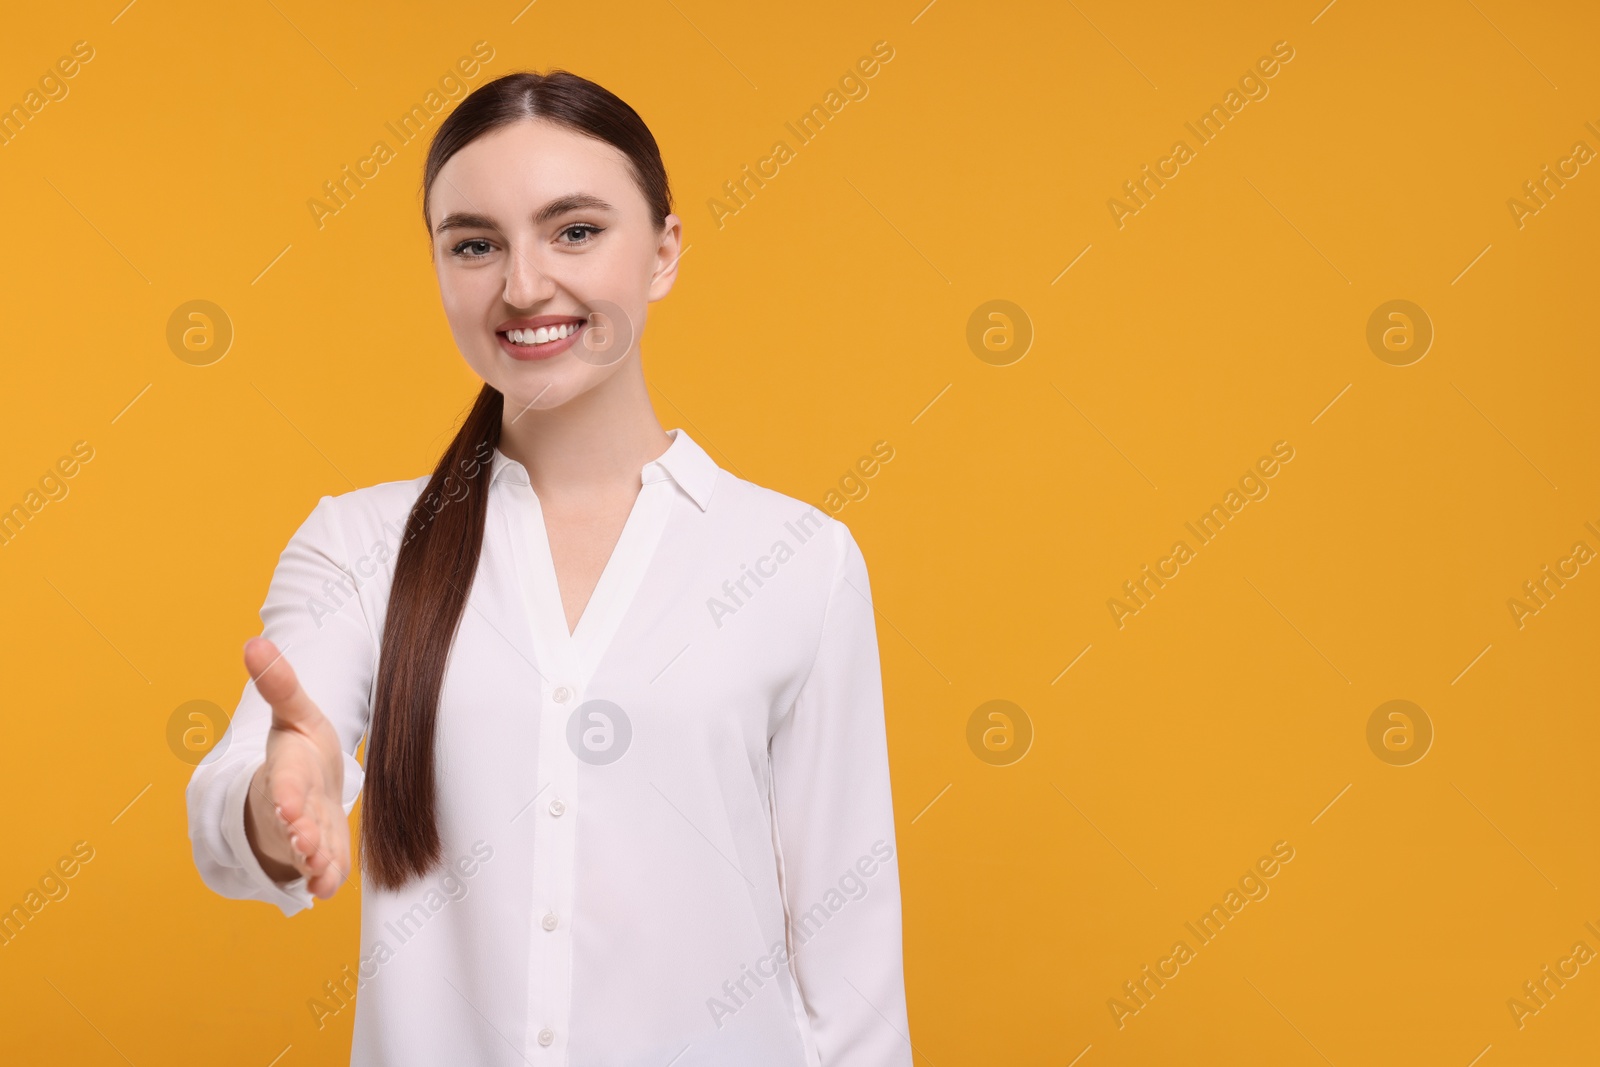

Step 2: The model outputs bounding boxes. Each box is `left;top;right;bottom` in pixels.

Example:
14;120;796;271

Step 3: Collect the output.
185;427;911;1066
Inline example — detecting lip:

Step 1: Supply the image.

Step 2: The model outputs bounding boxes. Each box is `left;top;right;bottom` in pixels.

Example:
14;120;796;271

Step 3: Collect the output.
495;314;588;361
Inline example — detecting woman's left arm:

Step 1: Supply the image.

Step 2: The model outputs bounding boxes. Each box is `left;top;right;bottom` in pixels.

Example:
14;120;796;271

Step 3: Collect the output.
769;521;913;1066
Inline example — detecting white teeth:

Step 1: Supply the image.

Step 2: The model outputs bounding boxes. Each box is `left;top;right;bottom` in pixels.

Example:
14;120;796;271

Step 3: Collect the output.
506;321;581;346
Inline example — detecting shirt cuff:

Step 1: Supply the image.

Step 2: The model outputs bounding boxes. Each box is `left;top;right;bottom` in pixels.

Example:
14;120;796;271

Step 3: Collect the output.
220;758;317;917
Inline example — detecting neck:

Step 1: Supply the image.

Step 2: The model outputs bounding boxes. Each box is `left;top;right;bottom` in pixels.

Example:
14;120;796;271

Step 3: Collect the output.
495;360;671;505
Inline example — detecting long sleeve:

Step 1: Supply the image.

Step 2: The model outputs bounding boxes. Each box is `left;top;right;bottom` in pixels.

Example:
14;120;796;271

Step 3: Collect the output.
185;494;376;916
769;521;912;1066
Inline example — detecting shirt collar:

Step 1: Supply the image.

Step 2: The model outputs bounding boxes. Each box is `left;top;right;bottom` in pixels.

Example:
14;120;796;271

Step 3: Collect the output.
489;427;718;511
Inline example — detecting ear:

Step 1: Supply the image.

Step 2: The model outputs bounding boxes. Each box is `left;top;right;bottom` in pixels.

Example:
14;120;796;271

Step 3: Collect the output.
647;213;684;303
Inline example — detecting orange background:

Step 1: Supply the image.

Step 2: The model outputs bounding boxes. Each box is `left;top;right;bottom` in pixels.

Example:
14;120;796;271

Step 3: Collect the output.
2;1;1596;1064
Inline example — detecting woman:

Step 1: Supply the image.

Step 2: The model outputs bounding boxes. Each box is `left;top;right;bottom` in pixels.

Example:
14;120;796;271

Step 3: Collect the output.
185;70;910;1066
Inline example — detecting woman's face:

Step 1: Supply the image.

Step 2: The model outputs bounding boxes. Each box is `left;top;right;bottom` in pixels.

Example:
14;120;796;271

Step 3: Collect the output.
427;118;681;417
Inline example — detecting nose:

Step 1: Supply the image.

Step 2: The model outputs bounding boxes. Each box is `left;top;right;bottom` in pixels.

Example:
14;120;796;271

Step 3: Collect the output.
503;243;554;309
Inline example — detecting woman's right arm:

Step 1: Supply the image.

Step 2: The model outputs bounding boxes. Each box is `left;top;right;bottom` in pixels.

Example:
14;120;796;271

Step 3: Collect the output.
185;494;380;916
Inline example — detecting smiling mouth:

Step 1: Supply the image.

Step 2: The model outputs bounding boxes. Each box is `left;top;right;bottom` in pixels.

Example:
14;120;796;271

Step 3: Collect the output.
500;318;587;348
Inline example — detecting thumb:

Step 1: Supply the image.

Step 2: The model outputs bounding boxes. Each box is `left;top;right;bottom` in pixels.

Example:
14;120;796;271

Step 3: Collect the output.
244;636;323;732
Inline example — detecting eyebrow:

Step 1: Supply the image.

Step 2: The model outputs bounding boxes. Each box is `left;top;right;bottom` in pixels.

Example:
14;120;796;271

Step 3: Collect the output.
433;193;618;236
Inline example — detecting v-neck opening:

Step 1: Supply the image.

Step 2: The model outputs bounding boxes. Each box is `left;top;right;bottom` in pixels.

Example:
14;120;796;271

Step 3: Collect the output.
510;477;677;690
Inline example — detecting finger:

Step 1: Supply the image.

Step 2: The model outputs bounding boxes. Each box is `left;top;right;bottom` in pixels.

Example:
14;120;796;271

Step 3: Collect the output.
312;803;349;897
267;762;311;827
243;636;323;732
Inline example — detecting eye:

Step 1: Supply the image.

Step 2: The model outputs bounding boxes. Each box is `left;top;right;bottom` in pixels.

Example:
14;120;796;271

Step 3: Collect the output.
450;238;495;259
559;224;603;245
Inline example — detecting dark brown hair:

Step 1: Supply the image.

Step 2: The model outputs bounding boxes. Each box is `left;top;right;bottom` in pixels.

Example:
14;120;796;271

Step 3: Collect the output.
362;70;673;890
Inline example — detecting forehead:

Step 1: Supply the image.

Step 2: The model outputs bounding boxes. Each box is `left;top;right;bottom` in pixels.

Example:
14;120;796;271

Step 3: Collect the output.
429;118;639;222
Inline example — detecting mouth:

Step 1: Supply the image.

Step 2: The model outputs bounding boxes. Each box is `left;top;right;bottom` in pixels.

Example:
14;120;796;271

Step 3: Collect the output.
496;316;588;360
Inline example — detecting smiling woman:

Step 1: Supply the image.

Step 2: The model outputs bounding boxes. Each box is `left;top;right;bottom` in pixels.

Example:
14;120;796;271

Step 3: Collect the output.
186;69;911;1067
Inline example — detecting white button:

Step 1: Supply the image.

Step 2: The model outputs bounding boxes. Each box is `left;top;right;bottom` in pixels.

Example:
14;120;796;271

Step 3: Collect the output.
549;799;566;817
553;686;571;703
538;1028;554;1046
542;911;558;931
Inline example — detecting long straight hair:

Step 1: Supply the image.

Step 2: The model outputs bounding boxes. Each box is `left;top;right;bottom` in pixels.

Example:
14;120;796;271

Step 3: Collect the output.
362;70;674;890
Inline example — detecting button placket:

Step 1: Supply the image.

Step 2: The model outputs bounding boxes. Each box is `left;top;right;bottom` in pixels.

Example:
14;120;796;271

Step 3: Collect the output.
511;482;581;1062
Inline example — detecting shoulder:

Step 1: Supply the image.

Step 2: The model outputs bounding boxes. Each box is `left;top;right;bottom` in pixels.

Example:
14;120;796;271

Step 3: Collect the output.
707;471;866;581
286;474;430;558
